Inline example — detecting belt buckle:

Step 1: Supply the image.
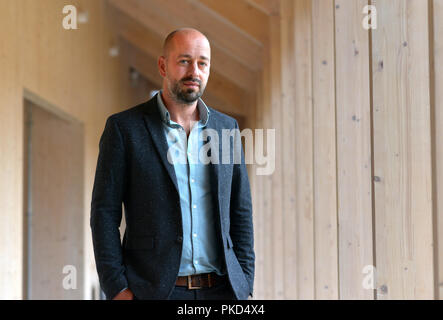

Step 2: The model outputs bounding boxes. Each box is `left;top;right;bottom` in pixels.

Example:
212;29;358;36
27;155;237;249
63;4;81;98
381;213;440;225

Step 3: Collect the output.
187;275;202;290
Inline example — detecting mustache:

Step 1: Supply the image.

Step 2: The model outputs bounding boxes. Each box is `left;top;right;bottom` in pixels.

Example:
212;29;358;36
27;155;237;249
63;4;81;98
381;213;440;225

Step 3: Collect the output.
180;77;201;85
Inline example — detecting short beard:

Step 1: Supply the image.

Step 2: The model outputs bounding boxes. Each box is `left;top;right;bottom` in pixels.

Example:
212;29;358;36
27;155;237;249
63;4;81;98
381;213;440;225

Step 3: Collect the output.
169;77;205;105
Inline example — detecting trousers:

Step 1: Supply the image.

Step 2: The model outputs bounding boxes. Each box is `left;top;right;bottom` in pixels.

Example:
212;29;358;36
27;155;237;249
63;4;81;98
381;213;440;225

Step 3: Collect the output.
132;276;237;300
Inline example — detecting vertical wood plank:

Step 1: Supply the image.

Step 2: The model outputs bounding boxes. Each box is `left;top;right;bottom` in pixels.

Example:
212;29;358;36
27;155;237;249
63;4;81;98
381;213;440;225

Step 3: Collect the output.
293;0;315;299
433;0;443;301
280;0;298;299
0;0;22;299
269;12;285;300
372;0;434;299
252;69;265;299
335;0;374;299
279;0;316;299
261;43;274;299
312;0;339;300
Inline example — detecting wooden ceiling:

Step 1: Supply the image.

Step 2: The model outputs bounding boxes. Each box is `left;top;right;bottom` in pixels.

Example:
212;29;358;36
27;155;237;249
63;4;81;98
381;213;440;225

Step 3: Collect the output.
105;0;278;117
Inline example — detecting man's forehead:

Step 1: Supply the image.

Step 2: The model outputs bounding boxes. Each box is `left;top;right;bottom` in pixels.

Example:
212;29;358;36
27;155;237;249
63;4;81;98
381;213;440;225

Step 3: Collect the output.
173;36;210;50
176;53;210;61
170;40;211;60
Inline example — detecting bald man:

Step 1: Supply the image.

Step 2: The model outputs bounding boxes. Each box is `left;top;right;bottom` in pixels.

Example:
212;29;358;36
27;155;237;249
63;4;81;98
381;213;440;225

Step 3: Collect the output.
90;28;255;300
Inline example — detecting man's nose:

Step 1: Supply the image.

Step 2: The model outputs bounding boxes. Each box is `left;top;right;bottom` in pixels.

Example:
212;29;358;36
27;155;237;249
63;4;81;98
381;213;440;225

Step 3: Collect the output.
188;61;200;78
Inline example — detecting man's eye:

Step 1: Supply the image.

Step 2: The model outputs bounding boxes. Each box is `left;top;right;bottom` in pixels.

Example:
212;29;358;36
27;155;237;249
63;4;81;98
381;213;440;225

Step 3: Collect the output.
179;60;188;64
199;62;207;66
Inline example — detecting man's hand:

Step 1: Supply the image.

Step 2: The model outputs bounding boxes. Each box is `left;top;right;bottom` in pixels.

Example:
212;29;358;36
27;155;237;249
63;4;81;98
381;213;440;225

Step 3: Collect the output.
113;288;134;300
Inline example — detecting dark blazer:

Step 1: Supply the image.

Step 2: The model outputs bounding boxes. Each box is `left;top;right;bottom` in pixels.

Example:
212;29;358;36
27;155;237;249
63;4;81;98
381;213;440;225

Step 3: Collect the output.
90;93;255;300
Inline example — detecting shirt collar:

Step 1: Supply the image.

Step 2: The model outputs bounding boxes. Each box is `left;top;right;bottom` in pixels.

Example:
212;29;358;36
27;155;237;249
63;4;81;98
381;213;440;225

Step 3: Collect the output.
156;90;210;128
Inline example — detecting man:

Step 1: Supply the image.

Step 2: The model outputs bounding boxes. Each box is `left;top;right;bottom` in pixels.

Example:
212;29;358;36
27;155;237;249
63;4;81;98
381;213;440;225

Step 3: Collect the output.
90;28;255;300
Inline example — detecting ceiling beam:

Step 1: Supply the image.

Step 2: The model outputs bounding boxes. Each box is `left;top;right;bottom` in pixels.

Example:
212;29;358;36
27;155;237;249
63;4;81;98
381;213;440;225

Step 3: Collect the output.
198;0;269;44
107;0;257;93
119;38;247;117
244;0;280;16
138;0;263;70
119;39;162;87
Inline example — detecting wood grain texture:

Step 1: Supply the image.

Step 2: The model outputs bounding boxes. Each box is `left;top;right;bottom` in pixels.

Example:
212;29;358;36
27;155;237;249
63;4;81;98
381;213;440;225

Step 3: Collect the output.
372;0;434;299
312;0;339;300
280;0;298;299
292;0;316;299
199;0;269;44
245;0;280;16
433;0;443;301
269;13;285;299
261;45;274;300
334;0;374;299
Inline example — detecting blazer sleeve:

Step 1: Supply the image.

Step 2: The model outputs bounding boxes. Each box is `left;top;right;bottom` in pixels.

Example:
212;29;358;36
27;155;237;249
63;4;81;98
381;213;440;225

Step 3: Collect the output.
229;120;255;297
90;116;128;299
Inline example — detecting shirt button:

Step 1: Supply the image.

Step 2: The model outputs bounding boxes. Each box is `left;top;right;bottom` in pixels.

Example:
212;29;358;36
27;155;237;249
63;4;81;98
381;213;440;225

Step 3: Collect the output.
193;204;197;209
191;178;195;183
194;260;198;264
193;233;197;238
176;236;183;243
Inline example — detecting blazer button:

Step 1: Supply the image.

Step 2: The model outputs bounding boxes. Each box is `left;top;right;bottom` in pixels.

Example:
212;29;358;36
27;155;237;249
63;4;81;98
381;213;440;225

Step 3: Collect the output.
177;236;183;243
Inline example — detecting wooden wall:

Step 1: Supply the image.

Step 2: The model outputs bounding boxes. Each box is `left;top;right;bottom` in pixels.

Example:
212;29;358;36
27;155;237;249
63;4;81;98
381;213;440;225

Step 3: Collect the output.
251;0;443;299
433;0;443;301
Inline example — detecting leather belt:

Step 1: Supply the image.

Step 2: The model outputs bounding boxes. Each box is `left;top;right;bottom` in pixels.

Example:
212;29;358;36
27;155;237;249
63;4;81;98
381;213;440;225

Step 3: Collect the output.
175;272;225;290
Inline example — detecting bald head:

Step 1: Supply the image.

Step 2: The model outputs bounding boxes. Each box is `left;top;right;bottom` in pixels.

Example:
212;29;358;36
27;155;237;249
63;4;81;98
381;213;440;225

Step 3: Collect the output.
162;28;210;59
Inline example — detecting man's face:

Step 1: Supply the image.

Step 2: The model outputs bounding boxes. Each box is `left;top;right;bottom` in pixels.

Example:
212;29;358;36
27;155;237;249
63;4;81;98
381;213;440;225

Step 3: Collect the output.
160;32;211;104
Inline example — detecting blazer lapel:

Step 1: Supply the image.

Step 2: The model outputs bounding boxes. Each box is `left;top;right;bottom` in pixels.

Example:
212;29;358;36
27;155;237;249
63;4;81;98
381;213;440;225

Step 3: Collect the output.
142;98;179;194
205;110;222;222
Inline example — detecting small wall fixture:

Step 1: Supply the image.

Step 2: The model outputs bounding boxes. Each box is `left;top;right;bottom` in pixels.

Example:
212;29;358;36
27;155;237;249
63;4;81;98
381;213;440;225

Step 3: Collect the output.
109;46;119;57
78;11;89;24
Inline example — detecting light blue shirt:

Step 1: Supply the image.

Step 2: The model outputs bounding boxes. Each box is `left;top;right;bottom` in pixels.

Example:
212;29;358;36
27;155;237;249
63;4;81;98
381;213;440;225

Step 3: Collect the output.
156;91;225;276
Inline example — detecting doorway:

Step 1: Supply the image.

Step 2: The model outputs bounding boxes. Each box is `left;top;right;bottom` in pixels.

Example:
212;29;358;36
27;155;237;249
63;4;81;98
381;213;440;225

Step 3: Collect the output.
23;92;84;299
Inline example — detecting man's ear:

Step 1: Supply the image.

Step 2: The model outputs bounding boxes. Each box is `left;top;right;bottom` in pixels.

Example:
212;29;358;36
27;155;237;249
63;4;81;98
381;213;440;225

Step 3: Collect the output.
158;56;167;78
